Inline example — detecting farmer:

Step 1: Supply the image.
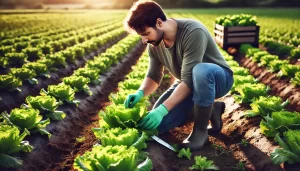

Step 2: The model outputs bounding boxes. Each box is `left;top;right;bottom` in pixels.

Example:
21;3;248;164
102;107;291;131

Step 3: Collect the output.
123;0;234;151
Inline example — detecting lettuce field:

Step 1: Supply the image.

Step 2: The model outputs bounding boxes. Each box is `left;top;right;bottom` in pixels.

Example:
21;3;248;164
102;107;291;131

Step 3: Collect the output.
0;8;299;171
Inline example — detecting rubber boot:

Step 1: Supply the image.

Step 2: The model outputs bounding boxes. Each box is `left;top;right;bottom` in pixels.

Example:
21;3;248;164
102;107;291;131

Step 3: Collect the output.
179;104;213;151
208;102;225;135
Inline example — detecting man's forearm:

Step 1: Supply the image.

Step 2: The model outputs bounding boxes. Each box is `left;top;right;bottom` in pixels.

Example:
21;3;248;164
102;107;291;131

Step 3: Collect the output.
139;77;159;96
163;82;191;111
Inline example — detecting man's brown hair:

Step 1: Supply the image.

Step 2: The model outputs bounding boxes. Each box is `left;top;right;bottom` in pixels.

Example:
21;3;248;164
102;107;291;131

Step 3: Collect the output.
124;0;167;33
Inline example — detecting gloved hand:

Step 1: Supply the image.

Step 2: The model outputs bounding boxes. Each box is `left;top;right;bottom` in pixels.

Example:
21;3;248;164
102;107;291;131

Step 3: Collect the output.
138;104;169;130
124;90;144;108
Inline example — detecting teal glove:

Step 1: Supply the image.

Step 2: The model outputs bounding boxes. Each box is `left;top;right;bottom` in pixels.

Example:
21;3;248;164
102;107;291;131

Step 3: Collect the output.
124;90;144;108
138;104;169;130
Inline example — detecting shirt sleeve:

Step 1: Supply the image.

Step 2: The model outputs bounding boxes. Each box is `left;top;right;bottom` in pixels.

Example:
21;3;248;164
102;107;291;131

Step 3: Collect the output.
146;46;164;85
181;28;208;90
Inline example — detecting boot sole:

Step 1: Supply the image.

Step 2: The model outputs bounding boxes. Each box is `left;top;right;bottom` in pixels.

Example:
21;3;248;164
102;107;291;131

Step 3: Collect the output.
208;102;225;135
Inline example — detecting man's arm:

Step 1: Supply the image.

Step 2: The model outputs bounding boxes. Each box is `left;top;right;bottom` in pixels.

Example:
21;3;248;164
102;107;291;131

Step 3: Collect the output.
139;77;159;96
162;81;191;111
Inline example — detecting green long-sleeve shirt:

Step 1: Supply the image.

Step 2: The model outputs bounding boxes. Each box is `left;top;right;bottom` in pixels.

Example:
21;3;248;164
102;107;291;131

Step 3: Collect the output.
147;18;233;90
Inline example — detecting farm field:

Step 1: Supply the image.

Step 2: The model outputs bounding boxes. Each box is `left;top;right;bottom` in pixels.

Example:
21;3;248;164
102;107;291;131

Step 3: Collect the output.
0;8;299;171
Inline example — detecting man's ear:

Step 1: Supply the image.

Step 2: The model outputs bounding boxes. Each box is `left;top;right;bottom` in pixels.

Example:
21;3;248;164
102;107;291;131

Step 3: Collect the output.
156;18;163;28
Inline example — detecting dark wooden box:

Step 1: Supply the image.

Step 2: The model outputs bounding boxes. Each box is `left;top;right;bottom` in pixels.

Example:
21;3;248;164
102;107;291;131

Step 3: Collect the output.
214;24;260;50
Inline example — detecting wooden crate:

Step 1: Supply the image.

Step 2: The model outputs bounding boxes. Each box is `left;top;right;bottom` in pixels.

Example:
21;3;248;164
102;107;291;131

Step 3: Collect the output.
214;24;260;49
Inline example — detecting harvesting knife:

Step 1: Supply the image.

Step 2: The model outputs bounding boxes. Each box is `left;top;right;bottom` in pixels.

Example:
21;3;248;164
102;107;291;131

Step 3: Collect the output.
151;135;176;152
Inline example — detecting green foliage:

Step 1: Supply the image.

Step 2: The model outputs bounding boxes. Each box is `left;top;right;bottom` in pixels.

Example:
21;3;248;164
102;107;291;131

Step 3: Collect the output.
99;103;148;129
40;84;80;105
260;111;300;137
189;156;219;171
93;127;147;151
3;52;28;67
1;108;51;137
278;64;300;78
234;83;270;103
9;68;38;84
22;47;43;61
63;75;92;95
271;130;300;164
268;59;289;73
177;148;192;160
291;71;300;86
22;62;49;77
245;96;288;117
0;125;33;168
231;67;249;76
73;145;153;171
25;95;66;120
215;14;257;27
290;48;300;60
0;75;22;92
231;75;256;92
74;67;100;85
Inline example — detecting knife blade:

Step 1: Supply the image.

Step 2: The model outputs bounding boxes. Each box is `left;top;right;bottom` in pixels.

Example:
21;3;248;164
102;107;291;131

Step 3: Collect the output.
151;135;176;152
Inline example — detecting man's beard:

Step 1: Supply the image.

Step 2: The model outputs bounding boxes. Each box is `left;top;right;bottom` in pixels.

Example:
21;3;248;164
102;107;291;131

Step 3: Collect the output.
147;30;164;46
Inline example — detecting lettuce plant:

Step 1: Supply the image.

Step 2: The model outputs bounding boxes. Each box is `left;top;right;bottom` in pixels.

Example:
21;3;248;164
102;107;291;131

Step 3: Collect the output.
73;145;152;171
0;75;22;92
278;64;300;78
0;125;33;168
74;67;100;85
86;59;108;74
268;59;289;73
189;156;219;171
25;95;66;120
260;111;300;137
4;52;28;67
177;148;192;160
291;71;300;86
234;83;270;103
93;127;147;150
231;75;256;92
40;84;80;105
99;103;147;129
22;62;50;78
45;53;66;68
271;130;300;165
259;54;278;67
22;47;43;61
9;68;38;84
231;67;249;76
245;96;289;117
1;108;51;137
119;78;142;90
63;75;92;95
251;51;269;62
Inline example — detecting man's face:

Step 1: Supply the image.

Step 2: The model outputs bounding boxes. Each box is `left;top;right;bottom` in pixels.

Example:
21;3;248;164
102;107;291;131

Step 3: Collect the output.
138;27;164;47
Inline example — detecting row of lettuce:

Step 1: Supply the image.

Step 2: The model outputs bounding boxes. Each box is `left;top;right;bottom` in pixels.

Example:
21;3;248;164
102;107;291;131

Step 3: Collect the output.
0;21;122;70
73;52;153;171
73;51;220;171
239;44;300;86
0;26;125;93
219;48;300;165
0;34;141;169
0;12;125;41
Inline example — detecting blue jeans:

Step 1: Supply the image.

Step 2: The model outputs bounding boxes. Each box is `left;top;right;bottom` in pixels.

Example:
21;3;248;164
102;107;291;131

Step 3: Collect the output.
153;63;234;134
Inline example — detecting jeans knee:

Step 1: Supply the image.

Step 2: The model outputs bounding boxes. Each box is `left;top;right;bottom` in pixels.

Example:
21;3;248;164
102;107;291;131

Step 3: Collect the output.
192;63;214;83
